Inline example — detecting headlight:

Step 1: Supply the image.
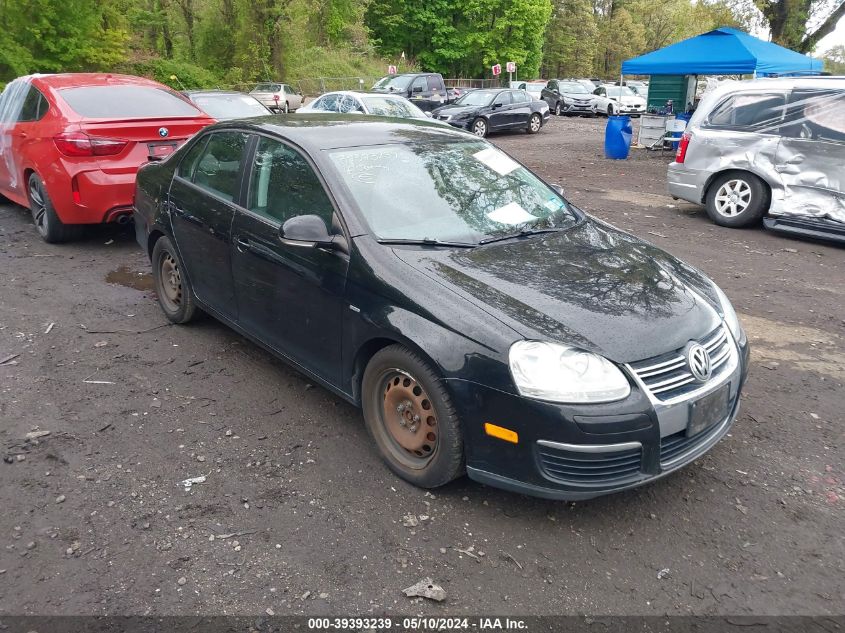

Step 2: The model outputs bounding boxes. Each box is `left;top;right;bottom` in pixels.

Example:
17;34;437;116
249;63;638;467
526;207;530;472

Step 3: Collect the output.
713;285;742;341
509;341;631;403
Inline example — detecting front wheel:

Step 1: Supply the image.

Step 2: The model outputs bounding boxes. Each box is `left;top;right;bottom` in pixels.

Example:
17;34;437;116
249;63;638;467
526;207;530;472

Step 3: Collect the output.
361;345;464;488
151;236;199;324
606;104;614;116
527;113;542;134
554;102;562;116
27;173;76;243
705;172;769;228
471;118;488;137
284;101;290;113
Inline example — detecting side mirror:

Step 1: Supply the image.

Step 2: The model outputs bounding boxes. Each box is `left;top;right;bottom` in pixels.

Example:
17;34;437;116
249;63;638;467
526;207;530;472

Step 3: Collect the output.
280;215;336;248
412;86;423;93
551;183;565;197
424;111;432;118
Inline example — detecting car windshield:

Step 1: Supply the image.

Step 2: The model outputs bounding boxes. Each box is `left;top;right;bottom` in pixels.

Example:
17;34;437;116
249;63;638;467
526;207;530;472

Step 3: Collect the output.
192;94;268;119
253;83;281;92
456;91;495;107
372;75;414;92
59;86;202;118
560;83;589;94
362;96;425;118
327;140;578;244
606;86;635;97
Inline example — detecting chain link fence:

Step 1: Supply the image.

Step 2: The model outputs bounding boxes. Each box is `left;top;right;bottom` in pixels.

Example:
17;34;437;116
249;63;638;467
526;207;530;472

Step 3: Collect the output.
220;76;502;99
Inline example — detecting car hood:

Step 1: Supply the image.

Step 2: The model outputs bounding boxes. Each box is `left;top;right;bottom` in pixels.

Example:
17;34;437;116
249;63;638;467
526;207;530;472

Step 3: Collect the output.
432;104;482;117
392;219;722;363
616;96;645;105
562;92;594;100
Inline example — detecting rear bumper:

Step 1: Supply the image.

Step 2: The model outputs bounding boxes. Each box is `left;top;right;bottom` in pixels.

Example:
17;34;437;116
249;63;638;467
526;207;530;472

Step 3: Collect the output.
763;216;845;244
48;168;137;225
667;163;707;204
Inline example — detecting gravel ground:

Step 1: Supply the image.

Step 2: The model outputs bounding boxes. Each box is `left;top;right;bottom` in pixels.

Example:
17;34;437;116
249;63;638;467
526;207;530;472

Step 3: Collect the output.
0;115;842;617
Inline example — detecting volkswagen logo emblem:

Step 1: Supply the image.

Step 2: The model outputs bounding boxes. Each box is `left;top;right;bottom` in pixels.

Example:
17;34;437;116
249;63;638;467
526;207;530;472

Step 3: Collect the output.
158;127;169;138
685;343;712;382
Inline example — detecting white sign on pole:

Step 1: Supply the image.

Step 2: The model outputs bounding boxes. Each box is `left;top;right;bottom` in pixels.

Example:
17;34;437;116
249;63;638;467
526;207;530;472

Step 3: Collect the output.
506;61;516;73
388;65;397;75
491;64;502;76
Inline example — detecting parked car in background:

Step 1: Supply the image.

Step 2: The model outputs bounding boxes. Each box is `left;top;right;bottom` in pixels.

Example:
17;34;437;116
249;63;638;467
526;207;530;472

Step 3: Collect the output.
432;88;549;137
594;85;647;116
668;77;845;243
625;81;649;98
514;81;547;101
541;80;599;116
248;82;302;113
371;73;460;111
133;115;748;499
296;91;447;125
183;90;271;120
0;73;213;242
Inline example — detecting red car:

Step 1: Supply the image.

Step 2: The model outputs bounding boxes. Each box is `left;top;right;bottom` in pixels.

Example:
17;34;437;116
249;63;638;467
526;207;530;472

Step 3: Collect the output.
0;73;214;242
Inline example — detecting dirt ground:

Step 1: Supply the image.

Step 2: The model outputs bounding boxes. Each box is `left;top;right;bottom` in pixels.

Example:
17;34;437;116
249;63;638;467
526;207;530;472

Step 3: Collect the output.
0;115;842;617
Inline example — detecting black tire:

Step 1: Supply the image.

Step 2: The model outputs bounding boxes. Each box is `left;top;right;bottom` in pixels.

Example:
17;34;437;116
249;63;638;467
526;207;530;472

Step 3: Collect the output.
27;173;77;243
554;102;562;116
606;104;614;116
284;101;289;113
705;172;769;228
151;236;198;324
527;112;542;134
361;345;464;488
471;118;488;138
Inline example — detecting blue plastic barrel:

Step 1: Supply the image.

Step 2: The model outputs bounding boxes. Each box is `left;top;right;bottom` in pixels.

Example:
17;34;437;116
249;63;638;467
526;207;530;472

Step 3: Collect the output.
672;113;692;150
604;115;633;160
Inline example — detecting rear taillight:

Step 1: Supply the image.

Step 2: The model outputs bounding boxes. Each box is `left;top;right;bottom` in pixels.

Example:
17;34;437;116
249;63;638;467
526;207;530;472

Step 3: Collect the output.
53;132;128;157
675;132;692;163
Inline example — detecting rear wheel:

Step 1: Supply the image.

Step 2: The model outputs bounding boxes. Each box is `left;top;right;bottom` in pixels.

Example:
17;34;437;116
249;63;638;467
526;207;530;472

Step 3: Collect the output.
151;236;198;324
284;101;289;113
471;118;488;138
705;172;769;228
27;173;76;243
527;113;542;134
362;345;464;488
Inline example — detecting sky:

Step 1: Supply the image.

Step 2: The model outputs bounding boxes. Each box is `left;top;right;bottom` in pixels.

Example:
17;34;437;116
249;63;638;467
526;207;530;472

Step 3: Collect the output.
816;17;845;55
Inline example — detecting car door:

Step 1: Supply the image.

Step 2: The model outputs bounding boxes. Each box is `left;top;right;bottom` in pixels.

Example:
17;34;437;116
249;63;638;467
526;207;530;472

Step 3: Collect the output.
541;80;559;109
774;88;845;217
409;75;434;111
168;130;249;320
488;91;513;130
508;90;532;127
0;79;37;195
230;134;349;384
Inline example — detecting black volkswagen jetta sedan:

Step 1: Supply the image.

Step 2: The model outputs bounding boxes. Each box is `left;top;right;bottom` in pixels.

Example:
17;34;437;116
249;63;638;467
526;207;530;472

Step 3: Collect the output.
134;115;749;500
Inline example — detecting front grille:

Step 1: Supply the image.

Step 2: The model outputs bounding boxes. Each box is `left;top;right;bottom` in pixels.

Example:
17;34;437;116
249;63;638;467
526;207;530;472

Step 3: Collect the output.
537;442;642;485
628;326;732;402
660;418;726;466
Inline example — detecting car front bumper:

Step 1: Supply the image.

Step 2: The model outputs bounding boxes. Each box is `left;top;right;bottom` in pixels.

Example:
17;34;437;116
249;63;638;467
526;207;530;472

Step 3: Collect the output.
449;330;750;500
667;163;708;204
564;103;595;115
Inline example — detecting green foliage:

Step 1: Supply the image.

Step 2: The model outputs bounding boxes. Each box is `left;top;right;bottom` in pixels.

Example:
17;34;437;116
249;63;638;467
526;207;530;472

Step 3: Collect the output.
823;44;845;74
543;0;598;78
118;58;222;89
366;0;552;78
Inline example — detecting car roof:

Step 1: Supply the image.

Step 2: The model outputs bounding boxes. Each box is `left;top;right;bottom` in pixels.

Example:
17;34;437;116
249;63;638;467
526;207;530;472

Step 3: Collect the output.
319;91;407;99
208;115;472;150
28;73;171;90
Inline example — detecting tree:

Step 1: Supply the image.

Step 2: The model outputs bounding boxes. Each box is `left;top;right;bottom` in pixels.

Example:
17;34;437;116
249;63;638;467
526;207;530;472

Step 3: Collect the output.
543;0;598;78
823;43;845;72
754;0;845;53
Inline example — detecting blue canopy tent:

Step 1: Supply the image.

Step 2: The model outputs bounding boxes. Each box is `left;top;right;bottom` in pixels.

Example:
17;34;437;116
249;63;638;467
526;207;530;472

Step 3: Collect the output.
622;27;822;77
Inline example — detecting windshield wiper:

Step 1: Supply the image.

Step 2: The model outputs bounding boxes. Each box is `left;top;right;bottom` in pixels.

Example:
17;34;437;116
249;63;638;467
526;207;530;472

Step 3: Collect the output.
478;227;562;245
377;238;477;248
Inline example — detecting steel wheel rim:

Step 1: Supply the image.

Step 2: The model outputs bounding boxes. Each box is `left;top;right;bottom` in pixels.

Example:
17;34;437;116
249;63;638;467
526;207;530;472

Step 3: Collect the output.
714;179;752;217
378;369;439;468
158;252;182;312
473;120;486;137
555;103;561;115
29;179;48;236
530;114;541;132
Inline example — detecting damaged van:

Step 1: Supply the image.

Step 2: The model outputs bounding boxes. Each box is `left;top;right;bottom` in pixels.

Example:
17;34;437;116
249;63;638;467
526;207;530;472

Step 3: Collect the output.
667;77;845;244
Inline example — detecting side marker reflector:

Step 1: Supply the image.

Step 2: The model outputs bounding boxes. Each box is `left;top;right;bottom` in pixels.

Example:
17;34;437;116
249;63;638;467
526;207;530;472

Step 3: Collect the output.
484;423;518;444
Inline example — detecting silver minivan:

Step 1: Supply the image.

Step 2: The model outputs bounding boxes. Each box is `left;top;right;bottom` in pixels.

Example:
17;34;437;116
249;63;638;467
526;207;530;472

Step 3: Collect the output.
667;77;845;243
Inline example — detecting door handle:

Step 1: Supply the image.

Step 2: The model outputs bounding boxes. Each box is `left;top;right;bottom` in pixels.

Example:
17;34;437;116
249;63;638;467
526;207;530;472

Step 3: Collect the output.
235;236;251;251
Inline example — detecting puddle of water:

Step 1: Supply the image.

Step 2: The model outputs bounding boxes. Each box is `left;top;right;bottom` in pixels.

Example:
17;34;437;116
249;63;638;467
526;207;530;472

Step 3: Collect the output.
105;266;154;292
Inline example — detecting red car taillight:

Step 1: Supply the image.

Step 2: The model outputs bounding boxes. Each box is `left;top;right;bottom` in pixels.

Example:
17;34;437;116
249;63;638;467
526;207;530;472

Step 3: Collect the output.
675;132;692;163
53;132;128;157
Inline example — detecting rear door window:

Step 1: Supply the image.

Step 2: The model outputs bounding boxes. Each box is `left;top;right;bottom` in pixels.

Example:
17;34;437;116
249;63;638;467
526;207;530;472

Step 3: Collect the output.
493;92;512;107
59;85;202;119
411;77;428;93
18;86;49;122
178;134;210;180
193;132;250;202
706;92;786;132
781;89;845;143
